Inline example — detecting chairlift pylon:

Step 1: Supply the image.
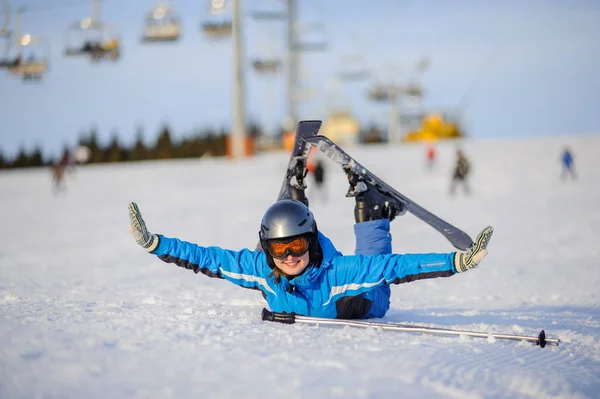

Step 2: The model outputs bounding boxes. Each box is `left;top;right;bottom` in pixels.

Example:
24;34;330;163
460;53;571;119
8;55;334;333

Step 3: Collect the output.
141;2;181;43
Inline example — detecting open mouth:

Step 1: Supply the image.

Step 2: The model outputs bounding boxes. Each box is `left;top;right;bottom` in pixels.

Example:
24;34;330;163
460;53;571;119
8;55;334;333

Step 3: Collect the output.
284;260;301;268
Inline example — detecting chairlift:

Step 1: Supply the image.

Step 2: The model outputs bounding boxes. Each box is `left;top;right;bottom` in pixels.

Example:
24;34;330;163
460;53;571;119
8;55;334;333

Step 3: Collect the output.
368;85;392;102
252;58;281;74
3;34;49;81
201;0;232;40
64;0;120;62
1;8;49;80
8;34;50;80
64;18;120;61
141;3;181;42
338;69;370;82
336;53;370;82
405;83;423;99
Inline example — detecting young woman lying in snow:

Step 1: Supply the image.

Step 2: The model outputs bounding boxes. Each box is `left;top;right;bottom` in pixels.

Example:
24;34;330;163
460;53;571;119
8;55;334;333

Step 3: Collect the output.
128;179;493;319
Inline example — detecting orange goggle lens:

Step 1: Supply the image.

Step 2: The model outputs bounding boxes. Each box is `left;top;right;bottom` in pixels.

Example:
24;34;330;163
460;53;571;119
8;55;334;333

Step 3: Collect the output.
266;236;310;259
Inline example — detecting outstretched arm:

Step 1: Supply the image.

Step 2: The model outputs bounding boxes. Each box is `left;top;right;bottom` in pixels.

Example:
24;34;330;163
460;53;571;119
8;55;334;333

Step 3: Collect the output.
128;202;273;293
332;226;494;292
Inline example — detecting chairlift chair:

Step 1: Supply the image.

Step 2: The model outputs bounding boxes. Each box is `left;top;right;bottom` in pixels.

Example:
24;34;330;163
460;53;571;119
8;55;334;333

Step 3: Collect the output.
337;52;371;82
368;85;391;102
64;18;120;61
252;58;281;74
338;69;371;82
7;33;49;80
201;21;231;38
201;0;232;39
141;3;181;42
405;83;423;98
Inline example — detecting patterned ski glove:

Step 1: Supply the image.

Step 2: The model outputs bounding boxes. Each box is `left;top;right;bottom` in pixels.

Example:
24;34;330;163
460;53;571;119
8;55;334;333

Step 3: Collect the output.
454;226;494;273
128;202;159;252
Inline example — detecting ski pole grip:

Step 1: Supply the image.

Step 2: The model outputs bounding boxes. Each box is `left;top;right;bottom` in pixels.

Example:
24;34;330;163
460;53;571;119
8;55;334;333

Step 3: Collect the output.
261;308;297;324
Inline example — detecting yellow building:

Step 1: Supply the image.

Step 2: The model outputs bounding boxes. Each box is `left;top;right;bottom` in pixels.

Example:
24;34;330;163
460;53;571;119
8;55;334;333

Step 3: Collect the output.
320;111;360;146
403;112;464;142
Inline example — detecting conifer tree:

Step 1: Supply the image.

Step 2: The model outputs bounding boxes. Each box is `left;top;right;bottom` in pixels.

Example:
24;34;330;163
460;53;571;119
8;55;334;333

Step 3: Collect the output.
105;133;122;163
88;128;104;163
131;126;149;161
155;125;174;159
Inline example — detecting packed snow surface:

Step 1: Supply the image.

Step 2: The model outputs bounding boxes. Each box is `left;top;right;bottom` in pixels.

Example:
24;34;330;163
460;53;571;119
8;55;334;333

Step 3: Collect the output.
1;136;599;398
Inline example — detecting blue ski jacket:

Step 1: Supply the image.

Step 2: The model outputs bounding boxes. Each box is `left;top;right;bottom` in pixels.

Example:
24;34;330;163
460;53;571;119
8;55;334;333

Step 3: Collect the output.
151;227;457;319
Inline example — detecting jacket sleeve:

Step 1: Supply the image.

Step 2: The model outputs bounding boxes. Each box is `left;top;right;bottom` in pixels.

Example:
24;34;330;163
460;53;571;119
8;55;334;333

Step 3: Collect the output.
324;252;456;304
151;235;276;294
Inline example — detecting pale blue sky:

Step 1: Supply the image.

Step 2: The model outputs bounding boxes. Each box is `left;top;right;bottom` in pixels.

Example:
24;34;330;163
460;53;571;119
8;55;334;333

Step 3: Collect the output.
1;0;599;159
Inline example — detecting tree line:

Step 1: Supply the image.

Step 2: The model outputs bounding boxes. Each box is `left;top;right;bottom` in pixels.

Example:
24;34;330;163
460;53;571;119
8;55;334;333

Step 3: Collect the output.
0;123;264;170
0;123;387;170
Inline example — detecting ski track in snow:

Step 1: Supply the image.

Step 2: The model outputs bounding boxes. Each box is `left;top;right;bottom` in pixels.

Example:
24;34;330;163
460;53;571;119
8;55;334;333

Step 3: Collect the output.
1;135;600;398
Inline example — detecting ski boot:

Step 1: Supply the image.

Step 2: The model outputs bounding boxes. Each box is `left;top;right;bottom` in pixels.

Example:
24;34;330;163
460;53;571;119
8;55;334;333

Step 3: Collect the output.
345;168;406;223
288;157;309;207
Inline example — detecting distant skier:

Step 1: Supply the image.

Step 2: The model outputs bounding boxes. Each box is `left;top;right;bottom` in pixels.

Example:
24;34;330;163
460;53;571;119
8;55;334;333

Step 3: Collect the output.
51;150;74;194
129;174;494;319
560;147;576;180
425;143;437;171
449;149;471;196
51;161;66;194
310;159;327;203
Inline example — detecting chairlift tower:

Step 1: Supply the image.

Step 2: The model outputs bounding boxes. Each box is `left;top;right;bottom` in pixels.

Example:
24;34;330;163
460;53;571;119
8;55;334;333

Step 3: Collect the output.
198;0;245;159
367;58;429;143
251;0;326;131
230;0;245;159
286;0;326;129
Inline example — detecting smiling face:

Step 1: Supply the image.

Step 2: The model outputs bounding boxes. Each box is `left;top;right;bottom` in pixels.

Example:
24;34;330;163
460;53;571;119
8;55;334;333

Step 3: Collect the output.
272;251;310;277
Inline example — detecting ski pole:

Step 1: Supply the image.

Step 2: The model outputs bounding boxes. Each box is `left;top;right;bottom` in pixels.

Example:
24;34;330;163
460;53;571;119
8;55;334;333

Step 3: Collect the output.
261;309;560;348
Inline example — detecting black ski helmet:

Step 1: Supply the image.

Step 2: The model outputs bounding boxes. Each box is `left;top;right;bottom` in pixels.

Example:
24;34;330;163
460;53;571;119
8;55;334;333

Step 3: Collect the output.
259;200;322;269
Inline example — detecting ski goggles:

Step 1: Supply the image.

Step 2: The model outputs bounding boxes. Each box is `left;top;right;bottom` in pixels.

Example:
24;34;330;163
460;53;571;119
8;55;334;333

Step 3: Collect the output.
265;236;310;260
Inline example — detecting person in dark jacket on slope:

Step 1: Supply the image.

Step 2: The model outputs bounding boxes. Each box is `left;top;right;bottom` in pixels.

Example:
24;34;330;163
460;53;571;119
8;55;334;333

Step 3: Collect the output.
129;178;493;319
450;149;471;196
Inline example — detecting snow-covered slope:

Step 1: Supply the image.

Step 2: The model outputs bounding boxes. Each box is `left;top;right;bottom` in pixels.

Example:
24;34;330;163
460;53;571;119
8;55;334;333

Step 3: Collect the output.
1;135;599;398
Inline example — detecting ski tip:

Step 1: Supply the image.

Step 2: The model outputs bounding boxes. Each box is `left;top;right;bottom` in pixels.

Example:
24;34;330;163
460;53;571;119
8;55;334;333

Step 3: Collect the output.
297;120;323;131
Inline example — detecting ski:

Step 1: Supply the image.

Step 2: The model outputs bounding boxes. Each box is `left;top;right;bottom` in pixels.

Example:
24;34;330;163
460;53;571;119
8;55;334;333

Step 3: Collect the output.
305;135;474;250
261;309;560;348
255;120;322;250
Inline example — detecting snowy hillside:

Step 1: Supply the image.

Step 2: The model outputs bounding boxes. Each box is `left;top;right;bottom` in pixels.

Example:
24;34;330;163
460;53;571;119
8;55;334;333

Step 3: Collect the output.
1;135;599;398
